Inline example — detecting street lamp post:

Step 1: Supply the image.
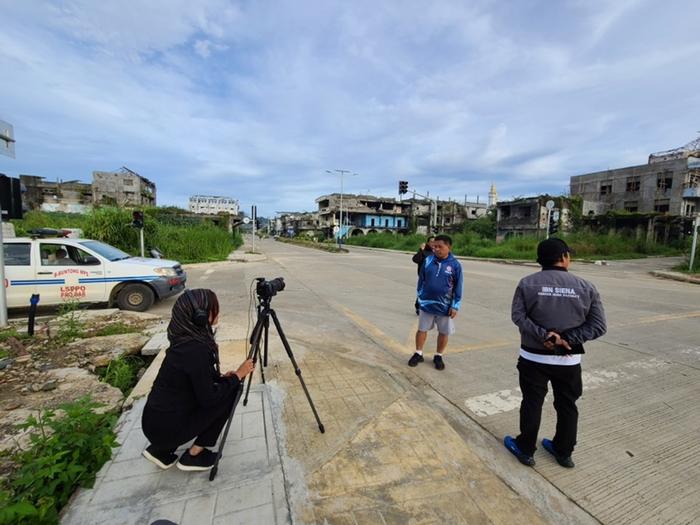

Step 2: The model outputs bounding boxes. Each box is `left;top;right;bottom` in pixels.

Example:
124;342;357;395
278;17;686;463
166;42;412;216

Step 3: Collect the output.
326;169;352;243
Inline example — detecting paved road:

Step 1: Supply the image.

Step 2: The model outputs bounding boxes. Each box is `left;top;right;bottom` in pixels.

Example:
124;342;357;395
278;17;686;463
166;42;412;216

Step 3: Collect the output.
164;240;699;524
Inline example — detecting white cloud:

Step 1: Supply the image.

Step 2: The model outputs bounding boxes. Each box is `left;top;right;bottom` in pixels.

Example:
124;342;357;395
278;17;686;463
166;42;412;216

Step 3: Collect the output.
1;0;699;215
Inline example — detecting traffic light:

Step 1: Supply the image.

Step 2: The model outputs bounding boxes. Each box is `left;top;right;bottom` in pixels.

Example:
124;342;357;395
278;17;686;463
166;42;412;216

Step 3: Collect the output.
549;211;559;235
132;210;144;229
398;180;408;195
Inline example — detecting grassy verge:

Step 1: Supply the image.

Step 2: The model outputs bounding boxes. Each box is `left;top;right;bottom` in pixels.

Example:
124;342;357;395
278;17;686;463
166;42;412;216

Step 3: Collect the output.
345;231;687;260
276;237;348;253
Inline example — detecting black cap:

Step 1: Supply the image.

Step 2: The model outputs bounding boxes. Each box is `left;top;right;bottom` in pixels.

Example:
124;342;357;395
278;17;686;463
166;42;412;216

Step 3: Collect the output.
537;238;574;265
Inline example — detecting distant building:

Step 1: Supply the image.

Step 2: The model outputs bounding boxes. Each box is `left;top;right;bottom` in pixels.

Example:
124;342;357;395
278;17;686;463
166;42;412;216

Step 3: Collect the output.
189;195;239;215
570;137;700;218
315;192;488;238
20;175;93;213
92;167;156;207
496;196;570;241
276;211;321;237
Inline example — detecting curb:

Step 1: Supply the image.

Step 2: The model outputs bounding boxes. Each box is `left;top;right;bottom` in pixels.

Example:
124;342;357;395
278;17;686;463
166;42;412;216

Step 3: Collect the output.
650;270;700;285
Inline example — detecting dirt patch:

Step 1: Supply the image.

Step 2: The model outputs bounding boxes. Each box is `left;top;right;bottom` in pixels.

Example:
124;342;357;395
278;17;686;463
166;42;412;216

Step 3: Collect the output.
0;310;164;459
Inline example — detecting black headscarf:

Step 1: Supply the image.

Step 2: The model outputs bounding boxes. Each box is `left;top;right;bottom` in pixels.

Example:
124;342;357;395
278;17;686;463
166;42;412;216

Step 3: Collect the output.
167;289;221;372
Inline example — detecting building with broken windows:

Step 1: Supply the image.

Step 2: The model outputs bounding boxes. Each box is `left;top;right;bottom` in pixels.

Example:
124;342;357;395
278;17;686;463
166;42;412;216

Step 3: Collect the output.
92;167;156;207
569;137;699;218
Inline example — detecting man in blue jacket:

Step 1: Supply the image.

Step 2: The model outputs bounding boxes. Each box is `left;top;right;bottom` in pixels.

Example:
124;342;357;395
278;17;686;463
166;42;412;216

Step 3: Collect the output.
408;234;463;370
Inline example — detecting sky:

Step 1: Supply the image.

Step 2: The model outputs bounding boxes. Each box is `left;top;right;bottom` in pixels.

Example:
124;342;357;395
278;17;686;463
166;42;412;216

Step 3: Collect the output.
1;0;699;217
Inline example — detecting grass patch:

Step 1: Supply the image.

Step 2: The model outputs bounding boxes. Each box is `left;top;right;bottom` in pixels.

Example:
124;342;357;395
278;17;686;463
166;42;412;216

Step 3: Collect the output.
91;322;142;337
276;237;348;253
0;327;31;345
0;397;118;525
345;231;686;260
97;355;146;395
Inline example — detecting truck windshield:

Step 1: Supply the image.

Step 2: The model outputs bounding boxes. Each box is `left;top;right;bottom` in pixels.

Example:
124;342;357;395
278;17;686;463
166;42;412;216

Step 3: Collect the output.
79;241;131;261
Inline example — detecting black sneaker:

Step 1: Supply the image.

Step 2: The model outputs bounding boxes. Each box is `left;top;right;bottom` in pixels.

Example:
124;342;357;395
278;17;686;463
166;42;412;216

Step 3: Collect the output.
433;354;445;370
176;449;218;471
142;445;178;470
503;435;535;467
408;353;424;367
542;438;575;468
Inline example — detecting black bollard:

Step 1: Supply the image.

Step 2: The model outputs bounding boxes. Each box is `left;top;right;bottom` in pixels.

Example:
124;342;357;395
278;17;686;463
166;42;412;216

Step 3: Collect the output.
27;294;40;336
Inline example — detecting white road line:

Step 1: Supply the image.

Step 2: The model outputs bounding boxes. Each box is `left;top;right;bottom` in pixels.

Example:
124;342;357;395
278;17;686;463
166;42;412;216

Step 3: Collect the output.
205;269;215;275
464;358;670;417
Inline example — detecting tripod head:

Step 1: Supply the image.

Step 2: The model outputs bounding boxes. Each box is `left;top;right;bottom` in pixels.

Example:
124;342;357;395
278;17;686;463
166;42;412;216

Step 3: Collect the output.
255;277;285;303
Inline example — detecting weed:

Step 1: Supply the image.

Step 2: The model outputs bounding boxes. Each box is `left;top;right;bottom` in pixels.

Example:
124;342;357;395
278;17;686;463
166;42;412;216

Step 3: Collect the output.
0;397;118;524
91;322;140;337
98;355;145;395
52;302;85;346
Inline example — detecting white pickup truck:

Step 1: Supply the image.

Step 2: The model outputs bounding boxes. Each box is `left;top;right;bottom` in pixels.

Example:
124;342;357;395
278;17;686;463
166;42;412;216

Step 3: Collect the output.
3;236;186;311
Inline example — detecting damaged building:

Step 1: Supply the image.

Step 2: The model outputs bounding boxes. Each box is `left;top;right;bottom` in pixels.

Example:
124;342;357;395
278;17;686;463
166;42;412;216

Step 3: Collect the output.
92;167;156;207
569;137;699;241
315;193;488;238
20;175;93;213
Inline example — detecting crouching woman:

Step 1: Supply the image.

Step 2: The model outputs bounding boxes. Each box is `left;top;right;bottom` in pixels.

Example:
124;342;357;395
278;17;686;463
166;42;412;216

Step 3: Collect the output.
141;289;254;471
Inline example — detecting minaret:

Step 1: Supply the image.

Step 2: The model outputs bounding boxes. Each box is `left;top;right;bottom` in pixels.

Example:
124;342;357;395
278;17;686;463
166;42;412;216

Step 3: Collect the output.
488;183;498;208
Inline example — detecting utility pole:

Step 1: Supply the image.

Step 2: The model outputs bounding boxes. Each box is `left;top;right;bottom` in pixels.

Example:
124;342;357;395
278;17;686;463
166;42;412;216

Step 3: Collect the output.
251;205;257;253
690;214;700;272
0;119;17;327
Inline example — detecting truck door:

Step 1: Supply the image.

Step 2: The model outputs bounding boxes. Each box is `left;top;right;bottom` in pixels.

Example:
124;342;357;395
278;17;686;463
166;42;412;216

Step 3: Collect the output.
37;242;106;305
3;241;35;308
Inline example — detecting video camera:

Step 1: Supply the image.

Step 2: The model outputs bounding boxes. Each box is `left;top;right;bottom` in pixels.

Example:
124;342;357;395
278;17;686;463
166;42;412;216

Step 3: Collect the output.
256;277;285;299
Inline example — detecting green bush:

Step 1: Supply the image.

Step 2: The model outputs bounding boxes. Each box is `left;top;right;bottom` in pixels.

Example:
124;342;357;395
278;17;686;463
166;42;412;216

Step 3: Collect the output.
0;397;118;525
11;209;242;264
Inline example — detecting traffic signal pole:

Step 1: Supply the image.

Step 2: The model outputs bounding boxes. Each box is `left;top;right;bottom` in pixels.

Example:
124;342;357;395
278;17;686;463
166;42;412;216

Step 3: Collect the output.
399;181;438;233
0;202;8;328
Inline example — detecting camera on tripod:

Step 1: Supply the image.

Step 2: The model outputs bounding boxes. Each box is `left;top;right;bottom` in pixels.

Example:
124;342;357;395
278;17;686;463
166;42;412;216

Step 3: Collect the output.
256;277;285;299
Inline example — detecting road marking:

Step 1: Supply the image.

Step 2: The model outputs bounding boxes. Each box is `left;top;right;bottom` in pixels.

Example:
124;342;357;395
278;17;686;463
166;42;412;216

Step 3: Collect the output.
335;304;409;355
464;357;670;417
205;269;215;275
335;303;510;356
612;310;700;328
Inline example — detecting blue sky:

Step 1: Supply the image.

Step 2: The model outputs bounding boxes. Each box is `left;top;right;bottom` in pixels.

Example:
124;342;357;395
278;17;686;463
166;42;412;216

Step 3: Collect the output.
1;0;699;216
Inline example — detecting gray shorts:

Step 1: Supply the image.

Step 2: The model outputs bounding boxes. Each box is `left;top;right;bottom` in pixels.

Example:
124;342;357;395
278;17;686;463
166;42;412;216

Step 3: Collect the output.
418;310;455;335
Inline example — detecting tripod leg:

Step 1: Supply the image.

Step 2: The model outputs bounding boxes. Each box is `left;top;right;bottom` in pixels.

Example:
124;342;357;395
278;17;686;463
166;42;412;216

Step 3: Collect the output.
209;385;243;481
259;316;269;384
243;313;265;406
269;309;325;434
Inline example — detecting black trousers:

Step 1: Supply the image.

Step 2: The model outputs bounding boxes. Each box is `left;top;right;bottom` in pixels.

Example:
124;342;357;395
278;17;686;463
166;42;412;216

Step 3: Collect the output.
515;357;583;457
142;388;238;454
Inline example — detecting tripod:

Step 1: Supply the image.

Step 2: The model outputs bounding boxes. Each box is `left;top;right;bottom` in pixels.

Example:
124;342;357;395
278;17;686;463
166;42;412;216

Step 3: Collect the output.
209;289;325;480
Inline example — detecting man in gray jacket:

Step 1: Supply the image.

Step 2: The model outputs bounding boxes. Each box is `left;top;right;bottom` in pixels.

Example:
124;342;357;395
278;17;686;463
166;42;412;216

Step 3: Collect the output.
504;238;606;468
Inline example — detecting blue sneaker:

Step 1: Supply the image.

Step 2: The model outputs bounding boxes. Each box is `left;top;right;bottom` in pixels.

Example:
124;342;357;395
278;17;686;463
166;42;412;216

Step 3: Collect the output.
542;438;575;468
503;435;535;467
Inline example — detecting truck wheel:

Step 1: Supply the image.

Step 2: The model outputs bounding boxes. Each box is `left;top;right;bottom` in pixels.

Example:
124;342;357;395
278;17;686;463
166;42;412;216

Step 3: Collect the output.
117;283;155;312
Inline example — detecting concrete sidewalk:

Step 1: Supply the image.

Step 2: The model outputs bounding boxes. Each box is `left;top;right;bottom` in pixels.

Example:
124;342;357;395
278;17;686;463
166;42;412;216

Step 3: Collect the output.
61;333;563;525
61;386;289;525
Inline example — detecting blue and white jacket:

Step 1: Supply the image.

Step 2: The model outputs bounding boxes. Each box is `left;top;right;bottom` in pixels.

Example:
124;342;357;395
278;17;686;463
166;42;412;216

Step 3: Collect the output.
417;253;463;316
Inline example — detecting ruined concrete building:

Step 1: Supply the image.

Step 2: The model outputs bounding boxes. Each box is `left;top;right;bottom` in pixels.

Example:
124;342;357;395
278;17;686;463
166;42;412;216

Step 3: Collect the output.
20;175;93;213
496;196;570;241
92;167;156;207
315;193;487;238
570;137;699;218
